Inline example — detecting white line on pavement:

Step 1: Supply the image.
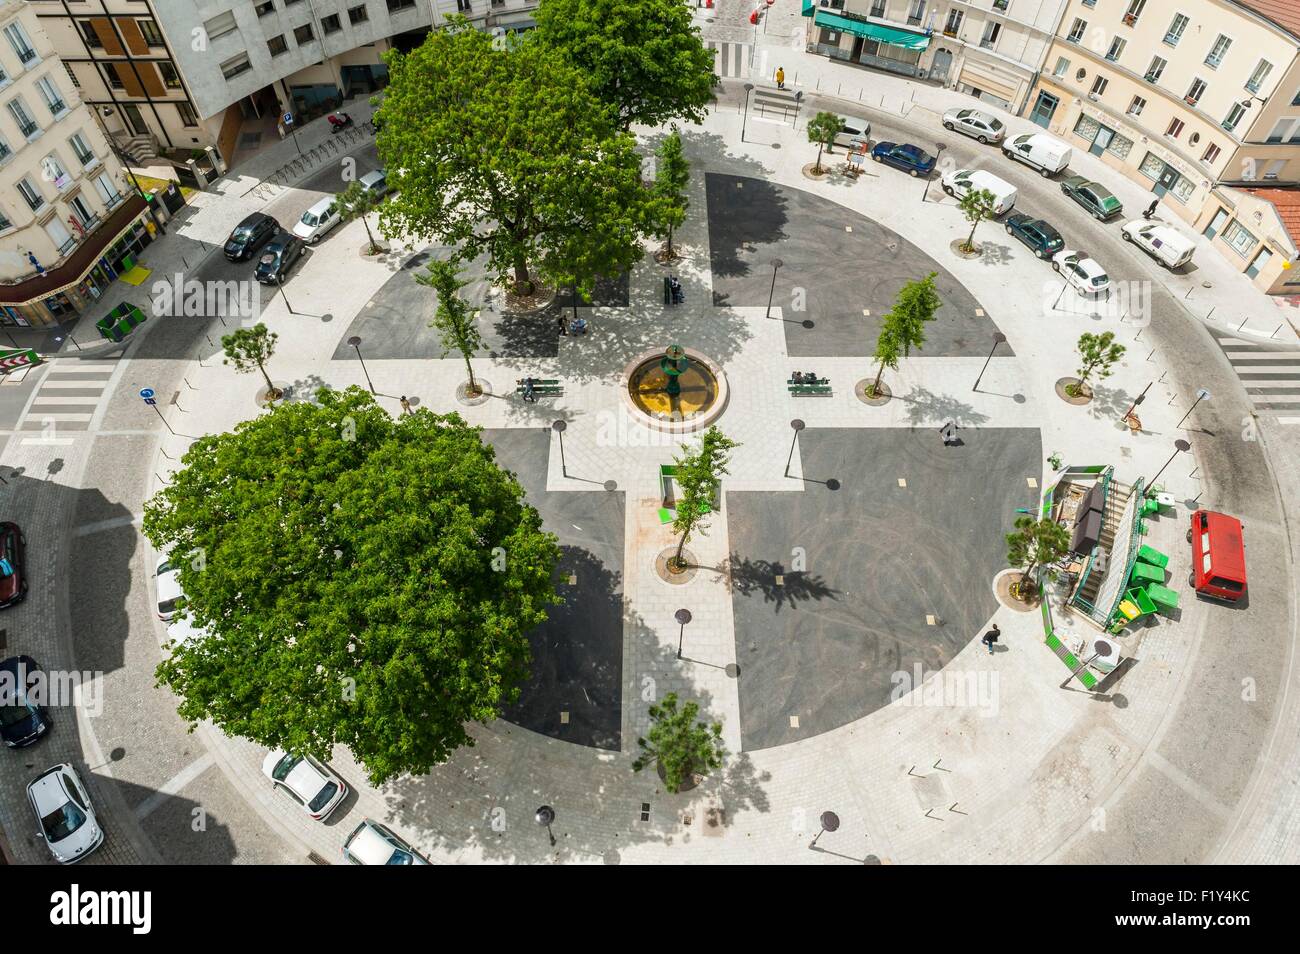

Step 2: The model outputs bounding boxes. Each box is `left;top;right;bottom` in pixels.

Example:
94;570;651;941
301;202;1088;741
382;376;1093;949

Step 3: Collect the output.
134;753;217;822
30;397;105;406
74;514;142;537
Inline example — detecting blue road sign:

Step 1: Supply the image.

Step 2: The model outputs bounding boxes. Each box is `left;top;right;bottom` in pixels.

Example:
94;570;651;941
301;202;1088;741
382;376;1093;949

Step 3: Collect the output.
284;113;294;126
139;388;155;400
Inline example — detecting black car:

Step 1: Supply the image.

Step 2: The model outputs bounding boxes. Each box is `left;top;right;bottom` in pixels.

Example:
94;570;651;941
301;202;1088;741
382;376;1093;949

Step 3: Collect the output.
254;233;305;284
0;521;25;609
1004;213;1065;259
224;213;279;262
0;655;49;748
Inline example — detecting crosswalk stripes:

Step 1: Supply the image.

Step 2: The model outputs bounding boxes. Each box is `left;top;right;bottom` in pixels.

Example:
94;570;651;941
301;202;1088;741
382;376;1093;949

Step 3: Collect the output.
706;40;751;79
1210;329;1300;426
19;356;120;439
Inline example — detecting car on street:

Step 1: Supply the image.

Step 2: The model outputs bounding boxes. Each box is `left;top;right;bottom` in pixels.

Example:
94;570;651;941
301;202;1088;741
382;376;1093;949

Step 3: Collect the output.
1060;176;1123;220
830;114;871;151
293;197;341;243
1004;213;1065;259
1052;250;1112;296
1;655;50;748
166;616;210;648
942;107;1005;144
262;750;348;821
155;553;183;621
870;141;936;177
0;521;26;609
359;168;390;199
940;168;1018;216
1121;219;1196;269
27;763;104;863
342;818;430;865
254;233;306;285
223;212;279;262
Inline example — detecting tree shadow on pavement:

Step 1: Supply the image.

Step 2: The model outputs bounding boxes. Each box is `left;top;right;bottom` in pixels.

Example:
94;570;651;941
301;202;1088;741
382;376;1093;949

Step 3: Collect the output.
897;386;990;427
723;554;841;614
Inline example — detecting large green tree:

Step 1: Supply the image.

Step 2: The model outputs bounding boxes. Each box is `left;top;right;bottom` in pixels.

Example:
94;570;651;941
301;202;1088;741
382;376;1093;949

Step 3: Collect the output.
1073;331;1126;397
535;0;717;130
807;111;841;174
336;180;383;256
1006;516;1071;591
650;128;690;259
222;323;279;399
632;693;725;793
143;387;561;784
376;20;649;295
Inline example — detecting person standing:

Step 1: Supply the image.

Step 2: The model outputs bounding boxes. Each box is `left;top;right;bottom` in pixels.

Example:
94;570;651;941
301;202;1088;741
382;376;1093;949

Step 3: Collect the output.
1143;198;1159;219
981;624;1001;655
399;395;412;416
557;313;568;336
776;66;786;90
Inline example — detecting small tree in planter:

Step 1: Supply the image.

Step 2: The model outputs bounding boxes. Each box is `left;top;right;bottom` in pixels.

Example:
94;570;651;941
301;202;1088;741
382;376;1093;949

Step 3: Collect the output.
807;111;842;174
867;272;941;397
1069;331;1125;398
1005;515;1070;599
867;324;901;398
222;323;280;400
632;693;725;793
417;258;483;397
337;180;383;255
650;128;690;260
669;425;738;572
957;187;997;254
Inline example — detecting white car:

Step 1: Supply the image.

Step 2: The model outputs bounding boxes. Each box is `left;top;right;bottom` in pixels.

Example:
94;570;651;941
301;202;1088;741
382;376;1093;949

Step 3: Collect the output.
262;750;348;821
1052;249;1112;296
27;763;105;863
1121;219;1195;269
342;818;430;865
292;196;341;243
942;107;1006;144
165;615;209;648
155;554;183;621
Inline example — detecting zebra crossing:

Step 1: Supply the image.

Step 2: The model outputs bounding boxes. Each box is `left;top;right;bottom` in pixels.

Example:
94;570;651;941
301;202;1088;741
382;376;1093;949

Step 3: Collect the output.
18;356;121;442
706;40;752;79
1210;329;1300;426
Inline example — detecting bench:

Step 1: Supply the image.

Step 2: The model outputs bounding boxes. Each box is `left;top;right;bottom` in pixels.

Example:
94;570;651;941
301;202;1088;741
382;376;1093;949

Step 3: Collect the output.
516;378;563;397
789;384;833;396
787;377;829;386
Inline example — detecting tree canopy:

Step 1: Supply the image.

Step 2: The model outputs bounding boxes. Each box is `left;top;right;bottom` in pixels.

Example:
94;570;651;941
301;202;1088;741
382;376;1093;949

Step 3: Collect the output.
632;693;725;793
143;387;561;784
535;0;717;130
375;21;649;294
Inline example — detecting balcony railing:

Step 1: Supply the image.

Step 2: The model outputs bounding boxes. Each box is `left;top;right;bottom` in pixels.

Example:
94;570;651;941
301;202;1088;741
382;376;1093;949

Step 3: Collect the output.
980;39;996;50
1221;119;1237;132
906;15;922;26
17;119;38;137
21;193;43;212
15;47;36;65
1122;13;1138;27
76;212;100;230
1246;78;1264;94
1144;71;1162;84
943;28;959;38
56;235;76;255
104;191;125;209
1163;32;1181;46
0;145;10;164
46;99;66;115
1205;53;1224;69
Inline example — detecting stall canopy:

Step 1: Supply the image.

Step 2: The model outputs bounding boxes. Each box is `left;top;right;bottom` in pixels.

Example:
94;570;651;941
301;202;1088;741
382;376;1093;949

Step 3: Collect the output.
812;10;932;51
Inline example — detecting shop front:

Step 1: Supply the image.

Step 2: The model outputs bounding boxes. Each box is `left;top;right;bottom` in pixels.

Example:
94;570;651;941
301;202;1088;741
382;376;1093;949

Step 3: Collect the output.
804;5;930;78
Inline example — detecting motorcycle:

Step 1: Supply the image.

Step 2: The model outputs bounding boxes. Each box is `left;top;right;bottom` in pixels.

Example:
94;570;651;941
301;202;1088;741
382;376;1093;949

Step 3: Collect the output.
327;112;353;134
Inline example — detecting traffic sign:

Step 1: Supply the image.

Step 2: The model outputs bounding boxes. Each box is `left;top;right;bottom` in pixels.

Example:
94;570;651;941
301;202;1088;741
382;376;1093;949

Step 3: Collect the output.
0;349;40;372
283;112;294;126
139;387;155;399
1196;388;1212;401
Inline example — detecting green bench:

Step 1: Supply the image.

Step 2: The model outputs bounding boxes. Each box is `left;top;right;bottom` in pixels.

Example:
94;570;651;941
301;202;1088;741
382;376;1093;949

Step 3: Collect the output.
789;383;832;396
787;377;829;386
516;378;563;397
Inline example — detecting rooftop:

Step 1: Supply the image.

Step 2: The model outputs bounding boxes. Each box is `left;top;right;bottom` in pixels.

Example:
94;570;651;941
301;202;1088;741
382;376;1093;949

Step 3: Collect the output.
1234;1;1300;41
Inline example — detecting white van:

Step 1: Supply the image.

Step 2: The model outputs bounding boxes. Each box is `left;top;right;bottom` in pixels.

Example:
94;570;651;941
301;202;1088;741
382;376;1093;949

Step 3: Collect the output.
940;168;1018;216
1121;219;1195;268
1002;133;1071;177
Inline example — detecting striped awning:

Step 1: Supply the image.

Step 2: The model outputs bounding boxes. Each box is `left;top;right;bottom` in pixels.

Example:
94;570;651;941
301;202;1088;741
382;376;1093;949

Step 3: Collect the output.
813;11;931;50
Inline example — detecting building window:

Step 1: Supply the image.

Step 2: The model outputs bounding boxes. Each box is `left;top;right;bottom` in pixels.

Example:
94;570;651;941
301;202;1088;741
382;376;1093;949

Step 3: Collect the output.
1164;14;1188;47
77;20;104;50
1108;132;1133;160
1067;19;1086;44
220;53;252;80
1145;56;1166;84
906;1;925;26
138;19;165;47
1185;78;1206;106
16;177;44;212
94;171;121;207
348;4;370;24
158;62;182;90
1090;76;1108;97
204;12;238;41
0;133;12;164
943;10;963;37
41;153;71;191
68;132;95;167
1222;220;1258;257
63;62;80;90
268;35;288;56
1262;159;1286;179
1127;95;1146;116
256;1;276;15
321;14;342;34
1205;35;1231;70
103;63;125;90
1165;117;1184;139
36;77;67;118
870;0;885;15
1266;118;1300;143
387;0;416;11
7;98;41;139
1222;102;1245;132
1053;57;1069;78
293;24;315;44
177;102;198;127
3;23;39;67
1201;143;1221;165
0;209;11;231
980;22;1000;50
1246;60;1274;95
1105;37;1125;62
1122;0;1146;26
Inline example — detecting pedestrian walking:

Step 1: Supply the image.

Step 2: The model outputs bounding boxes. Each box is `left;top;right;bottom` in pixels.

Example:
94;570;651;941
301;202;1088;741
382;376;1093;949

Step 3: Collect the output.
939;420;959;445
981;624;1001;655
399;395;412;416
557;313;568;336
776;67;786;90
1142;198;1158;219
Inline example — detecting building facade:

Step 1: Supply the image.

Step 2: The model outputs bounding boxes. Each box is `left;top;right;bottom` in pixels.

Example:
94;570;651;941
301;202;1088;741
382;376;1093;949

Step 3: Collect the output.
0;0;154;329
803;0;1070;114
1026;0;1300;292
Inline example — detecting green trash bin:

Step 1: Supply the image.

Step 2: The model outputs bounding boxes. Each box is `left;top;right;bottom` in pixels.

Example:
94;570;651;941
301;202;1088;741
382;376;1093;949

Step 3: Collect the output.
1130;561;1164;585
1136;544;1169;569
1125;587;1158;616
1145;582;1180;614
96;302;146;342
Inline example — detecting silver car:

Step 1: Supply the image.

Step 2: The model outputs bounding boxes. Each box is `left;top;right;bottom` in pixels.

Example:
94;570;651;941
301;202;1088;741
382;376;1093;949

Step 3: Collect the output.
293;196;341;243
262;749;348;821
358;168;389;199
343;818;430;865
28;763;105;863
942;107;1006;144
831;114;871;152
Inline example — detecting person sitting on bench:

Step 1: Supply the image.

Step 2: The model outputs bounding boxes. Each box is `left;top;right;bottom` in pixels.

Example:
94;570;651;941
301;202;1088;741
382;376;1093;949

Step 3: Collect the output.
804;371;819;384
522;377;537;403
669;275;684;304
792;371;805;384
571;316;588;335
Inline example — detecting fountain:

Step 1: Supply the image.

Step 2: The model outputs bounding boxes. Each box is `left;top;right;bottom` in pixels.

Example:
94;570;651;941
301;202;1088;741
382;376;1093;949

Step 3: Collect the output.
622;344;728;433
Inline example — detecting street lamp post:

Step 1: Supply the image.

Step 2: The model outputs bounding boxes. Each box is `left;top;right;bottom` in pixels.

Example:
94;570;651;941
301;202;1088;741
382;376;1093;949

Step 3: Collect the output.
765;258;784;319
921;143;946;203
347;335;375;394
552;420;567;477
810;810;840;848
535;805;556;847
1121;381;1154;424
1143;439;1191;493
972;332;1006;392
785;419;805;477
276;276;298;316
674;608;692;659
1175;388;1211;429
741;83;755;143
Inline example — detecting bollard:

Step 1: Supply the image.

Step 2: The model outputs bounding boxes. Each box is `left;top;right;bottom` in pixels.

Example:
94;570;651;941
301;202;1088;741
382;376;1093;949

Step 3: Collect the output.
1271;323;1283;338
1237;317;1249;331
1146;347;1156;362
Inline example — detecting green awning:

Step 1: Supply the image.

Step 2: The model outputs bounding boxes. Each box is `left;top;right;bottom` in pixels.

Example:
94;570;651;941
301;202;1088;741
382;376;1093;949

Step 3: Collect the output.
813;10;931;50
802;0;815;15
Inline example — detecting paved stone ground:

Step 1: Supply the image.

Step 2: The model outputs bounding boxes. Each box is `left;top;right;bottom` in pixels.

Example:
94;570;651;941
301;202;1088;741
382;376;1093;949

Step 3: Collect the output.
705;172;1007;357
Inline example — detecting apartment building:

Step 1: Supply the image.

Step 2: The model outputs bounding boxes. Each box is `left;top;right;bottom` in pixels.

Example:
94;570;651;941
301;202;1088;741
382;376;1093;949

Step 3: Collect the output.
0;0;154;329
803;0;1070;114
1027;0;1300;293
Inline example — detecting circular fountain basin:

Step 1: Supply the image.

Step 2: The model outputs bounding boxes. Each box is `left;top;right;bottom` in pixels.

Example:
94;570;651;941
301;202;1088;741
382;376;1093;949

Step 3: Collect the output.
621;347;729;434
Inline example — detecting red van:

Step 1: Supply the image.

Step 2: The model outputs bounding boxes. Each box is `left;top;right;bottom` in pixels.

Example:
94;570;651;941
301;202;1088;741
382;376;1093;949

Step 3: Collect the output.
1189;510;1247;602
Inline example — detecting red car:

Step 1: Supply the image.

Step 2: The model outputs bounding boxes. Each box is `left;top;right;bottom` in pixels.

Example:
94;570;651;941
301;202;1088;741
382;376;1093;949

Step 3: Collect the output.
0;522;27;609
1189;510;1246;602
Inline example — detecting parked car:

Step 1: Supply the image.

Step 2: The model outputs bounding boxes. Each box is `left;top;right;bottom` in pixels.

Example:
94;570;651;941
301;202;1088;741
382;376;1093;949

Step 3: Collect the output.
942;107;1005;144
0;521;26;609
1121;219;1195;268
166;616;210;648
155;554;183;621
27;763;104;863
1061;176;1123;220
1002;132;1071;176
358;168;390;199
293;197;341;243
262;750;347;821
1052;250;1112;296
1190;509;1247;602
830;114;871;151
342;818;430;865
870;141;936;177
223;212;279;262
254;233;306;285
940;168;1018;216
1004;213;1065;259
0;655;50;748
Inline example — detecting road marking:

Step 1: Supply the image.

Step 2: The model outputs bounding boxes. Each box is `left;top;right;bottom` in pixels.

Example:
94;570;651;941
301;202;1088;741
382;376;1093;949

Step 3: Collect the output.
134;752;216;822
19;437;75;445
74;514;142;537
30;396;105;406
25;412;93;422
